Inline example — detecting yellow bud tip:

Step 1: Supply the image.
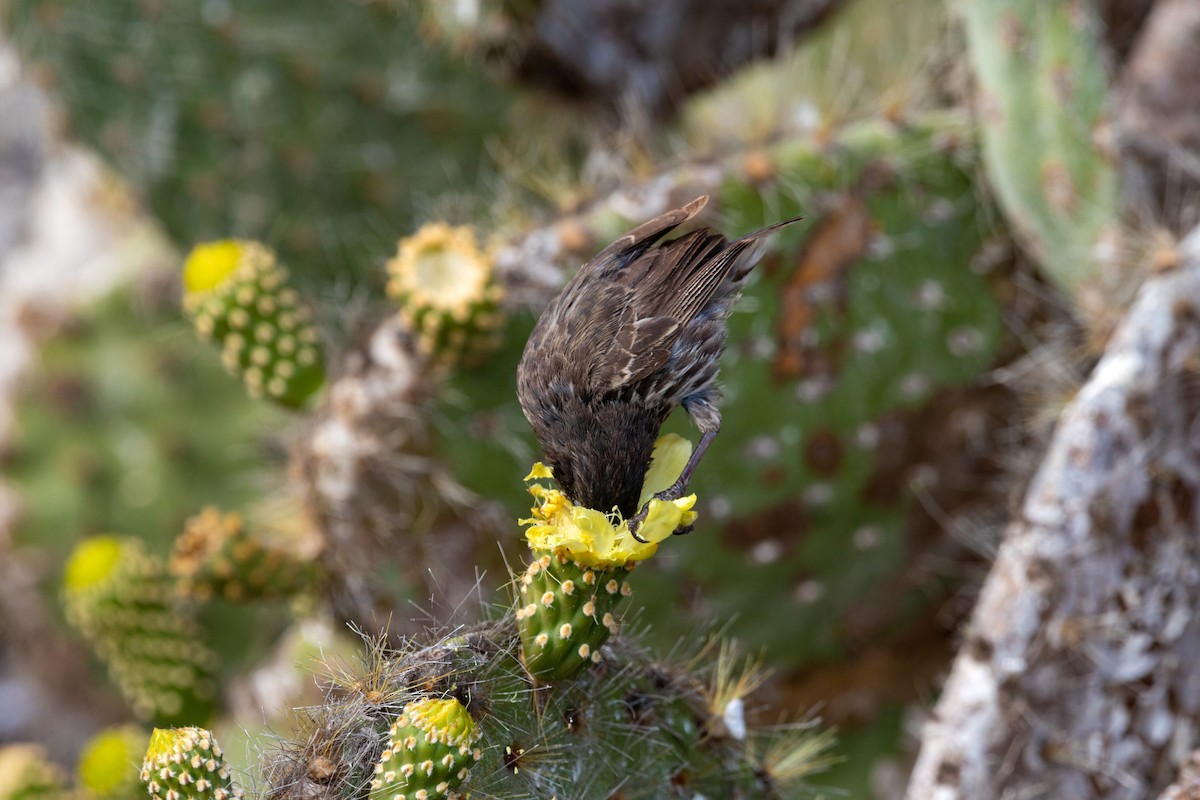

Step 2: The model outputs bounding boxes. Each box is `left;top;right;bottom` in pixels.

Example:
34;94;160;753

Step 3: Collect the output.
63;536;125;592
183;241;245;296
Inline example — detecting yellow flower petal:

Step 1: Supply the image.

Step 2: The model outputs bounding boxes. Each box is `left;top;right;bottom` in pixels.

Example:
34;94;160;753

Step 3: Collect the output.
524;462;554;481
638;433;692;509
520;435;699;567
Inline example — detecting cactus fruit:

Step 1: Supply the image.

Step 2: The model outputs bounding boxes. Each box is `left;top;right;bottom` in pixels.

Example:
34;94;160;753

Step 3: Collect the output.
369;697;482;800
63;536;217;723
77;725;151;800
182;240;324;408
171;507;317;603
387;223;505;366
0;746;67;800
140;728;244;800
516;435;696;681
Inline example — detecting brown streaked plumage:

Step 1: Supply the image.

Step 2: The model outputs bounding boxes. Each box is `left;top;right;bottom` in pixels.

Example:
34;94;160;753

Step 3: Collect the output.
516;196;798;537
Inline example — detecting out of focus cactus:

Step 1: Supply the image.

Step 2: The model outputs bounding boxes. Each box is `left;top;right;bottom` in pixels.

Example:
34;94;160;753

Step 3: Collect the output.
2;0;516;282
182;241;324;408
77;725;150;800
369;697;481;800
140;728;243;800
5;285;278;564
387;223;505;366
961;0;1119;310
63;536;218;724
0;746;67;800
170;507;318;603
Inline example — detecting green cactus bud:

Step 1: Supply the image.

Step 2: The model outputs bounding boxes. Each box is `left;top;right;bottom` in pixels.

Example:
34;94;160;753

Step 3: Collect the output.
370;697;482;800
171;507;317;603
386;223;505;367
0;745;67;800
182;241;324;408
140;728;244;800
515;552;632;682
63;536;217;724
78;725;151;800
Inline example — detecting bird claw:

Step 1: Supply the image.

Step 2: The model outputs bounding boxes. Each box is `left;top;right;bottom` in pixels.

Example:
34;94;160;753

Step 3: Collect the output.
627;484;688;543
627;508;650;543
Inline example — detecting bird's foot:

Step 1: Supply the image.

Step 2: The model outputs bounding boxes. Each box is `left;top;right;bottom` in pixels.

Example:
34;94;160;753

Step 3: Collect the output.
627;483;688;543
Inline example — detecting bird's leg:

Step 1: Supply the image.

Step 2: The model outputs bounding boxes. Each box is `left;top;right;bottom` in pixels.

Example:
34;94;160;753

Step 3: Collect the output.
628;429;718;542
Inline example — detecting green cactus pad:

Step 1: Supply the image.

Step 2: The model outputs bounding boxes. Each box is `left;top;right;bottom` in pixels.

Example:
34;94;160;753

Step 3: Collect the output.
2;1;514;284
370;697;482;800
516;553;632;682
387;223;505;366
962;0;1118;301
78;725;151;800
63;536;217;723
140;728;244;800
182;240;324;408
0;745;67;800
170;507;317;602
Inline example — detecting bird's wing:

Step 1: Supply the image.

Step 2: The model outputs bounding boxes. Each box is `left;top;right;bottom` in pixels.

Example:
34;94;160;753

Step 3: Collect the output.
594;229;766;391
589;200;800;393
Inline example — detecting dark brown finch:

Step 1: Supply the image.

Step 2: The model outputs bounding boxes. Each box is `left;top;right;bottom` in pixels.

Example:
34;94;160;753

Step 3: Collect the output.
516;195;798;539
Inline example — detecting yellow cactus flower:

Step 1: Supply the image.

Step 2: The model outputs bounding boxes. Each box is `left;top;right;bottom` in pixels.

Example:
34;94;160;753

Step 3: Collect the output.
387;223;498;322
521;434;698;568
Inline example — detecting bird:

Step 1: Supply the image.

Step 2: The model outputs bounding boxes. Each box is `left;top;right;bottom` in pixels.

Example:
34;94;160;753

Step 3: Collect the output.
516;195;798;540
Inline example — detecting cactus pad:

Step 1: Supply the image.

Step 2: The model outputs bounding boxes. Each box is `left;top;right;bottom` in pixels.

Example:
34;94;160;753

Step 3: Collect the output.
183;240;324;408
370;697;482;800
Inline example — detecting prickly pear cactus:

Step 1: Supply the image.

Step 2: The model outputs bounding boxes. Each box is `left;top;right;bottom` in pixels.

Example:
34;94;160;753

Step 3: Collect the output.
77;725;150;800
387;223;505;366
182;241;324;408
962;0;1119;304
369;697;482;800
2;0;516;282
62;536;218;724
656;116;1007;667
140;728;244;800
0;746;67;800
171;507;318;603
